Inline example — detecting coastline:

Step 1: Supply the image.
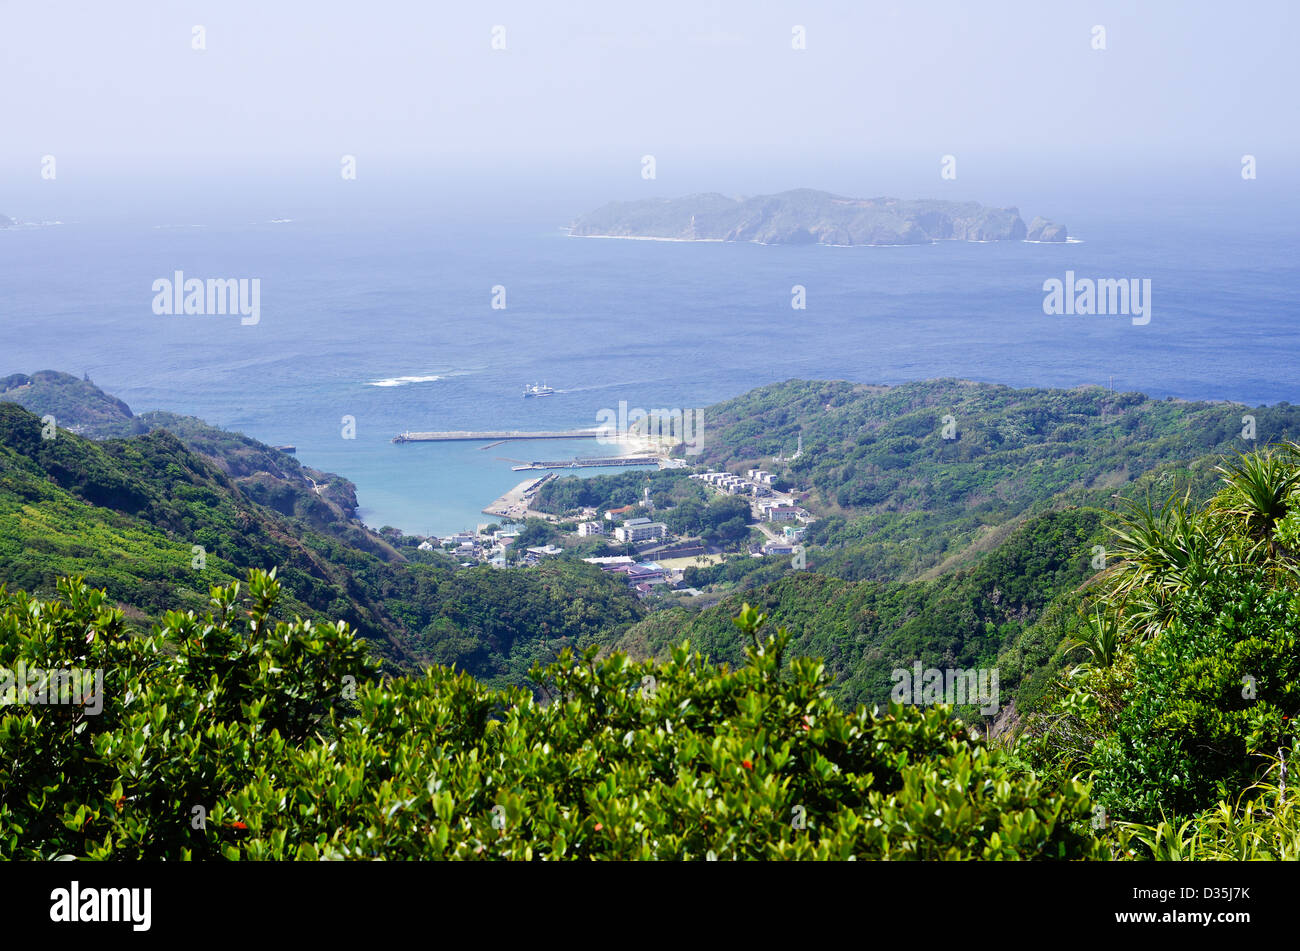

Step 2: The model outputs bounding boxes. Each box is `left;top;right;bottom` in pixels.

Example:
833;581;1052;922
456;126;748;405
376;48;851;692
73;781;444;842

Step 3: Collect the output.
567;231;1076;248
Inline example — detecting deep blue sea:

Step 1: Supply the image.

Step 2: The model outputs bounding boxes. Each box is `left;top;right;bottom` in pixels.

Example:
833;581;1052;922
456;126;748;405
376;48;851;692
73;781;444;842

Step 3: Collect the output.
4;179;1298;535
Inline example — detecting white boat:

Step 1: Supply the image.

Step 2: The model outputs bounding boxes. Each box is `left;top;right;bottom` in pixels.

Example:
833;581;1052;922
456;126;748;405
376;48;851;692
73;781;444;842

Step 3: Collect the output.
523;383;555;398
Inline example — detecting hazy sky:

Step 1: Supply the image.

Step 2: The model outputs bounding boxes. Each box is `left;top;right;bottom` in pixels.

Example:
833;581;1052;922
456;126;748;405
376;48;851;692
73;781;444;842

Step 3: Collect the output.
3;1;1297;214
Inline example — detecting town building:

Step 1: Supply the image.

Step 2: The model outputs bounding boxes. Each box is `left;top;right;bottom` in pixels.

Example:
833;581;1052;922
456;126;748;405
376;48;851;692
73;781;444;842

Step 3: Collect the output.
627;562;666;584
582;555;636;570
525;544;564;559
615;518;667;543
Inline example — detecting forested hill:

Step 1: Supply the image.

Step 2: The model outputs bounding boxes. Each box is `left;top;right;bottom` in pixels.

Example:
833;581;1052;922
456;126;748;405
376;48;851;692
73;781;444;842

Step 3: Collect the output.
0;380;646;684
0;370;368;540
612;507;1108;715
698;378;1300;581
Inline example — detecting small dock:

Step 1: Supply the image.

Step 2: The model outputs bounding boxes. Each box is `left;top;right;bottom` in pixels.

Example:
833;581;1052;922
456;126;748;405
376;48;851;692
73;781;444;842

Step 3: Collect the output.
511;456;660;471
393;429;605;444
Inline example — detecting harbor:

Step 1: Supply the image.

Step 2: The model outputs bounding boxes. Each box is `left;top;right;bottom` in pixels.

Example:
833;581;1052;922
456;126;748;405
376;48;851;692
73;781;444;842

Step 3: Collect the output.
510;456;660;471
392;429;605;443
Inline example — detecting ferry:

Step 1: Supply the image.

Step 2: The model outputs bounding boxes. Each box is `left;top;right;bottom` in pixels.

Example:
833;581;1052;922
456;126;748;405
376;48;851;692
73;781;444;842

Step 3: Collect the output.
523;383;555;398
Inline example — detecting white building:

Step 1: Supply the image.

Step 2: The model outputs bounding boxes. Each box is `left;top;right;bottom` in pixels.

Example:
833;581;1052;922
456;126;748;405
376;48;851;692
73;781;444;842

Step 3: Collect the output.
578;521;604;537
582;555;636;570
615;518;667;543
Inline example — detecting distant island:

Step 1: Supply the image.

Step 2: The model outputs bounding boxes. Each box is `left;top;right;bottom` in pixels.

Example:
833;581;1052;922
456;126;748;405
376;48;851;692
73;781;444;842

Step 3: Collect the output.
0;214;13;228
570;188;1067;246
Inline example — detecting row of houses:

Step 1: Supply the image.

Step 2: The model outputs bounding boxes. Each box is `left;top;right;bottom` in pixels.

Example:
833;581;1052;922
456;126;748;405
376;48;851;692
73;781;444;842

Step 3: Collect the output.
691;469;772;497
689;469;812;524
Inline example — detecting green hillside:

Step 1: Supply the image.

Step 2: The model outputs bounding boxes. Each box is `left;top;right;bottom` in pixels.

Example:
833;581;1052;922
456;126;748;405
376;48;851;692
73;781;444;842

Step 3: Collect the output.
0;391;645;686
609;507;1108;716
697;378;1300;581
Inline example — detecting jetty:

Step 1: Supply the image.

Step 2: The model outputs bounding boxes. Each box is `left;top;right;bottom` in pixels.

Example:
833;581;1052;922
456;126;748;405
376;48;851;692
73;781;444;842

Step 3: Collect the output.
511;456;659;471
393;429;605;444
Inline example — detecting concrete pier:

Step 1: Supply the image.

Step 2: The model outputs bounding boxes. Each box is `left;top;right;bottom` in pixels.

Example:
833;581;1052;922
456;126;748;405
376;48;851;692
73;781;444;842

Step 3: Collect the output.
510;456;660;471
393;429;605;443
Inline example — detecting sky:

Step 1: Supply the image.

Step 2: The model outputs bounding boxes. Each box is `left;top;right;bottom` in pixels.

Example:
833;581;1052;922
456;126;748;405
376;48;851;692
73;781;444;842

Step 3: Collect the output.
2;0;1297;218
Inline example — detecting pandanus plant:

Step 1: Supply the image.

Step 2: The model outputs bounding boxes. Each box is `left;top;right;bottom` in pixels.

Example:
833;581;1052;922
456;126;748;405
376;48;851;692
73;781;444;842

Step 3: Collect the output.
1063;603;1122;671
1100;448;1300;643
1100;492;1219;642
1210;446;1300;560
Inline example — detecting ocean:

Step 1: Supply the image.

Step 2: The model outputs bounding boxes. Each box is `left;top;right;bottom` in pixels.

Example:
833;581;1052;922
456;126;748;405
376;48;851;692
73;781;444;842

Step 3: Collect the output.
4;175;1298;535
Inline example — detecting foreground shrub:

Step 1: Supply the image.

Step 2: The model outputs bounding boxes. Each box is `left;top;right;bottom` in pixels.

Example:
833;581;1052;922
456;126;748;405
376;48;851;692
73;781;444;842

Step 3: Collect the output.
1119;751;1300;859
0;578;1102;860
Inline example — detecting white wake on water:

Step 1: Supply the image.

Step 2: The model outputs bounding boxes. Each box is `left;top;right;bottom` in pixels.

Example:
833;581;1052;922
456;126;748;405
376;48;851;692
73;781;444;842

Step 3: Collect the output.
366;375;444;387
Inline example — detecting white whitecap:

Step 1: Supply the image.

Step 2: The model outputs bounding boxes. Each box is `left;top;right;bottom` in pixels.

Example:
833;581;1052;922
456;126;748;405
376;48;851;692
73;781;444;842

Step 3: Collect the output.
366;375;443;387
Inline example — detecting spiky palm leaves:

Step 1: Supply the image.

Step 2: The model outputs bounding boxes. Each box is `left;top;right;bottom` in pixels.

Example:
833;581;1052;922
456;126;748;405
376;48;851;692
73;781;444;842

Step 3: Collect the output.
1101;492;1220;642
1210;446;1300;559
1064;603;1122;670
1099;445;1300;642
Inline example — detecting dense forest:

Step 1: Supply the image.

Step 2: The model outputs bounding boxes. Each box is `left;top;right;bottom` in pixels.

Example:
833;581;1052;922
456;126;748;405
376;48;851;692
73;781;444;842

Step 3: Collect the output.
696;378;1300;581
611;507;1108;716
